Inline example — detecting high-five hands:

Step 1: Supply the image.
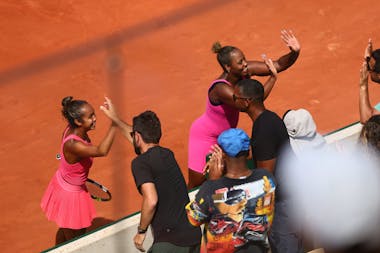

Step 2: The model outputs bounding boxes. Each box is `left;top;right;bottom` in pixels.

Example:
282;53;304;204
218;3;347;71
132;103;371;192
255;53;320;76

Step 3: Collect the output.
100;96;120;123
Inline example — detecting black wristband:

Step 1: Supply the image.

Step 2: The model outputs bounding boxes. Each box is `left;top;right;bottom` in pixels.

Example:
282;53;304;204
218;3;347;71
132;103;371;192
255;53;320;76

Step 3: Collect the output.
137;226;147;234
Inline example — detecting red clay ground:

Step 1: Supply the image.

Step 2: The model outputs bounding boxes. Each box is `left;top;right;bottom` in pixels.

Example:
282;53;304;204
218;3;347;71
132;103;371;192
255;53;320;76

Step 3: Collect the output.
1;0;379;252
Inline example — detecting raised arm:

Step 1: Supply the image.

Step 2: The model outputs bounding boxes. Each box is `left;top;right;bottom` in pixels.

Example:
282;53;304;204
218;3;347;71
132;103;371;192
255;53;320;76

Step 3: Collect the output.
262;54;278;100
359;61;376;124
248;30;300;76
65;123;117;160
100;97;133;144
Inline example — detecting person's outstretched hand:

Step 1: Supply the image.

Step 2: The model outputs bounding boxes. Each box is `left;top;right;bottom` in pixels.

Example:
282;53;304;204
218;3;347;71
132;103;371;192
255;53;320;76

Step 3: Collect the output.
100;96;119;123
364;38;373;60
281;30;300;52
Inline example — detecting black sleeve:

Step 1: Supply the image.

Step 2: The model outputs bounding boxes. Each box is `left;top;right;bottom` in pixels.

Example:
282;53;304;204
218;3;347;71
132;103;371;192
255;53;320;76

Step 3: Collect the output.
132;158;154;193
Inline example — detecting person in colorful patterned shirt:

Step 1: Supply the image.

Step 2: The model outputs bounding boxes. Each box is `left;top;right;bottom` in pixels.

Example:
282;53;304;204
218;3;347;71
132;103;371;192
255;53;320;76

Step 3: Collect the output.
186;128;276;253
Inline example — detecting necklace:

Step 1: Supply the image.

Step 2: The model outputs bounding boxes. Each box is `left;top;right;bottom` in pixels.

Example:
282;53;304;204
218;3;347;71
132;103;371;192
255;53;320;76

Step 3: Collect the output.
225;169;252;179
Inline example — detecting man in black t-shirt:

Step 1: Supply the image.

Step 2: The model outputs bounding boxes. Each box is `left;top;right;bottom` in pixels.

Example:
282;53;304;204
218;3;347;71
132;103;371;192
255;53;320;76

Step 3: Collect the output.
233;78;290;175
233;79;303;253
250;110;289;174
103;109;201;252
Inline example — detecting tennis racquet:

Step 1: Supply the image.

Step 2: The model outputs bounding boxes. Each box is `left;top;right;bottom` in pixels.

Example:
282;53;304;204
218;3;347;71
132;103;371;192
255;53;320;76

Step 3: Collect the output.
85;178;112;202
56;153;112;201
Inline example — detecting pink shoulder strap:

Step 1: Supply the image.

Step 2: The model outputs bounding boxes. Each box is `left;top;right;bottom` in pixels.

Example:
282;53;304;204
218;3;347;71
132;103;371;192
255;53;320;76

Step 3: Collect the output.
61;127;88;146
62;127;88;144
60;134;89;153
62;134;86;144
59;128;90;163
210;79;232;87
62;127;70;139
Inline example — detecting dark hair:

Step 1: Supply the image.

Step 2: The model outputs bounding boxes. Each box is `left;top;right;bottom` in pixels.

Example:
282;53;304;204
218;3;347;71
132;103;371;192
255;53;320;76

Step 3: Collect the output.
371;49;380;73
359;114;380;152
236;79;264;103
61;96;89;128
212;41;238;72
133;110;162;144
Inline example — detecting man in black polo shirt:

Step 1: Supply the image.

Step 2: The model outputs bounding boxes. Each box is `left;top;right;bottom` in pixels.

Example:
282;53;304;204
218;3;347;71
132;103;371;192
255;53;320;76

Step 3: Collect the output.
102;108;201;252
233;79;303;253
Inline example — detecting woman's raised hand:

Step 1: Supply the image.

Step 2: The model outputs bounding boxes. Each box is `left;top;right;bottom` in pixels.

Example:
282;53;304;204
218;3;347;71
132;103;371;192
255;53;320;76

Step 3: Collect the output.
364;38;373;60
281;30;300;52
100;96;119;123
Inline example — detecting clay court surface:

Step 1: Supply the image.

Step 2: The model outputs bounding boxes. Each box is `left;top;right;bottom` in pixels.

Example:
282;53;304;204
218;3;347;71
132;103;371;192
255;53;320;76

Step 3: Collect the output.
1;0;379;252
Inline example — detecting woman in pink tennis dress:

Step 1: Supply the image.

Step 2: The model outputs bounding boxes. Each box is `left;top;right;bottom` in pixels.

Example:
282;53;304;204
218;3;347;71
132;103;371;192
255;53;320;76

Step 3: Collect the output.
187;30;301;189
41;96;117;244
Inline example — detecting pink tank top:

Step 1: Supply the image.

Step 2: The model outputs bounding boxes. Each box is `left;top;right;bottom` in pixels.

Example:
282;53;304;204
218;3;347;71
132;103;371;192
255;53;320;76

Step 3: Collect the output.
58;129;93;186
204;79;239;134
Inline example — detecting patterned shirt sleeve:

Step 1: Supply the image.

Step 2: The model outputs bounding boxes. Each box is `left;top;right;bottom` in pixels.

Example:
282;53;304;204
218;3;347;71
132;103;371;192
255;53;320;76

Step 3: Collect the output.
186;182;211;227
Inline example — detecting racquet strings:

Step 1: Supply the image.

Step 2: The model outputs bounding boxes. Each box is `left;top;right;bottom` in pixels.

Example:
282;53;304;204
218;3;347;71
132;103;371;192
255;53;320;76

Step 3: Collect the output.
85;179;111;201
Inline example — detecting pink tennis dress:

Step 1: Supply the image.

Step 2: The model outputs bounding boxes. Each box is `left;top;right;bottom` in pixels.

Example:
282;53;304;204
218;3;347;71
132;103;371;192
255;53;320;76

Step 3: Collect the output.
41;131;96;229
188;79;239;173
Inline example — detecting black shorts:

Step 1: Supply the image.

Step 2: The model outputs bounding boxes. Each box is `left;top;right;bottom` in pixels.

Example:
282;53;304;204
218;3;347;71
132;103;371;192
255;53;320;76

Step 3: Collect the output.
148;242;200;253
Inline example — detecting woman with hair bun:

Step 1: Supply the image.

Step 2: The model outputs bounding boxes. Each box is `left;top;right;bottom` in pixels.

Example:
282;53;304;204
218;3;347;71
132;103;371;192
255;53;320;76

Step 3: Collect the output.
41;96;117;244
187;30;301;189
